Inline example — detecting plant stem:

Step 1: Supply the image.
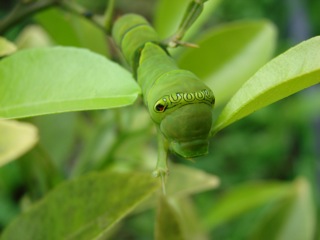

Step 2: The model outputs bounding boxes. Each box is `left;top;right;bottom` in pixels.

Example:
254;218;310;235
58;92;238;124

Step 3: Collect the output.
0;0;107;35
104;0;115;34
166;0;208;48
0;0;59;35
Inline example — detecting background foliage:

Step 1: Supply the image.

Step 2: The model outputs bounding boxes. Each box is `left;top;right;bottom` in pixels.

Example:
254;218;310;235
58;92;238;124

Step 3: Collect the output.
0;0;319;239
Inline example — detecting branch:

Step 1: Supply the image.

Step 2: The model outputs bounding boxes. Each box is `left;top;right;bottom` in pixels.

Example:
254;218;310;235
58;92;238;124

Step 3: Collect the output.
0;0;60;35
0;0;109;35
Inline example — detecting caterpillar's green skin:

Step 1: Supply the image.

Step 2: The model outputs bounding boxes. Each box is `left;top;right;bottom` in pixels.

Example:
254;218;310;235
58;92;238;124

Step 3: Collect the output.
112;14;215;158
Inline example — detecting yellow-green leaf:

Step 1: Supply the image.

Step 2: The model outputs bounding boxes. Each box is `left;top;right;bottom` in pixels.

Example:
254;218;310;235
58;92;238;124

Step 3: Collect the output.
0;47;140;119
212;36;320;133
15;25;53;49
0;119;38;167
0;37;17;56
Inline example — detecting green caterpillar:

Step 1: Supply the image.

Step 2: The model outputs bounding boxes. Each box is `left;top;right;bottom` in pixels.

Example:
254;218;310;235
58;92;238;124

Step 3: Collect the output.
112;14;215;160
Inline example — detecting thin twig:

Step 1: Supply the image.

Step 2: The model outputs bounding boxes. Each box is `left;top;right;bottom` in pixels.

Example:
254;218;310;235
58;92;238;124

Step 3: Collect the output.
164;0;208;48
0;0;60;34
0;0;108;35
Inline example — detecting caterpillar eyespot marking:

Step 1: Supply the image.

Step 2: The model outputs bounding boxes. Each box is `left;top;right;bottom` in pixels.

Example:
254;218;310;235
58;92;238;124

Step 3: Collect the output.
155;103;166;112
153;89;215;113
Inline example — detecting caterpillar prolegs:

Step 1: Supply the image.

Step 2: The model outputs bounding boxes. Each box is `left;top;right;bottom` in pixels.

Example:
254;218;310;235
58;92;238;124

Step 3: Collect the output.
112;14;215;162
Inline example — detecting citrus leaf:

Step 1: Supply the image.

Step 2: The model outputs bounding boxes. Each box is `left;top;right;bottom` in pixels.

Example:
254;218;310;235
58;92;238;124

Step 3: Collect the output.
178;20;276;106
0;47;140;119
212;36;320;133
0;119;38;167
0;171;160;240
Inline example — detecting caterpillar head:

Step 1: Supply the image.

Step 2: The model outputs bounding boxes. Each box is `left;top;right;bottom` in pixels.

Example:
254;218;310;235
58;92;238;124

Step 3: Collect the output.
159;103;213;158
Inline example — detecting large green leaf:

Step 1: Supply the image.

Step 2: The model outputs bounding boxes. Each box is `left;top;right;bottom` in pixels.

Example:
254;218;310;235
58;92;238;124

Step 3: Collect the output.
212;36;320;133
153;0;220;39
0;119;38;167
0;47;140;119
178;20;276;106
0;171;160;240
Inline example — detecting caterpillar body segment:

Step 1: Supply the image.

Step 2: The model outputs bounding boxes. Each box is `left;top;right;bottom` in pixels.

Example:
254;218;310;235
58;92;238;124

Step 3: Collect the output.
112;14;215;159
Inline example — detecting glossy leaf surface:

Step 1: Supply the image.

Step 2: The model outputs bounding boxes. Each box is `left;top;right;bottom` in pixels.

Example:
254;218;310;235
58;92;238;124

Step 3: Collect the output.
212;36;320;133
0;47;140;119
